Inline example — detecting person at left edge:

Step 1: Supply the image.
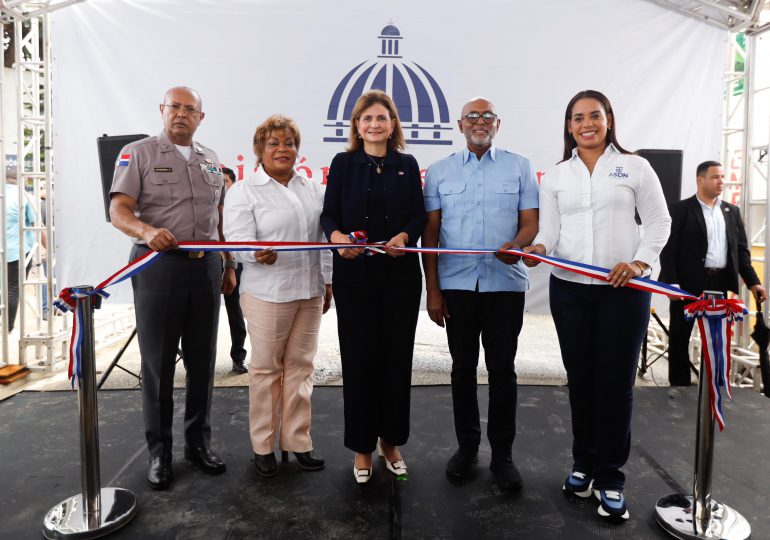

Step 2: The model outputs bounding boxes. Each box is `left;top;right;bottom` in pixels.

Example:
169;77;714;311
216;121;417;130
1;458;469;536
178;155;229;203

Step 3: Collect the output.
221;167;248;375
4;166;36;332
109;86;236;490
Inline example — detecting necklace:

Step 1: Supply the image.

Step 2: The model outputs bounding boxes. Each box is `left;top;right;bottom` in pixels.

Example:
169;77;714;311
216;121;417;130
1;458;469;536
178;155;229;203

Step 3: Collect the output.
366;154;386;174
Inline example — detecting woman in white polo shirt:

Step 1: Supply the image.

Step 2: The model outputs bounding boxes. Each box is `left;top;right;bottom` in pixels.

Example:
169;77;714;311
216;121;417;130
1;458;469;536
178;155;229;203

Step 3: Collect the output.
524;90;671;522
223;114;332;478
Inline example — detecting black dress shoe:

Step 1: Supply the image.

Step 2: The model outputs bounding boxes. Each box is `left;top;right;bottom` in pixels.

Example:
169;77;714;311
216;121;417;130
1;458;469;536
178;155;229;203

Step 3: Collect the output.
284;450;325;471
254;452;278;477
446;448;478;479
231;361;247;374
184;445;226;474
147;454;172;490
490;456;523;492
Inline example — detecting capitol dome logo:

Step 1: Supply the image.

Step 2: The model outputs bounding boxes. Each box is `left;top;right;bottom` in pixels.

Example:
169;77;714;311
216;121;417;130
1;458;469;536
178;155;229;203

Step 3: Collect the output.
323;23;452;146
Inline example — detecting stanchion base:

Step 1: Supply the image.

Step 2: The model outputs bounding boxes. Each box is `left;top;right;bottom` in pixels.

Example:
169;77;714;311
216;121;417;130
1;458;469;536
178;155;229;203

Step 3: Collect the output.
655;494;751;539
42;487;137;539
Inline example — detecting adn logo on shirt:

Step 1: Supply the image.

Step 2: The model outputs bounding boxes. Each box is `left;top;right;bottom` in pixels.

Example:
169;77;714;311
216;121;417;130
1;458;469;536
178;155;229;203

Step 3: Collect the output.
609;166;629;179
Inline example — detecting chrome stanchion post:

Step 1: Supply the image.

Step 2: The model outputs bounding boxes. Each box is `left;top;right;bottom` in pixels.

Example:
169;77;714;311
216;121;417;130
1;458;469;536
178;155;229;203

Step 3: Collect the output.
78;287;102;527
693;313;715;535
655;291;750;539
42;286;137;539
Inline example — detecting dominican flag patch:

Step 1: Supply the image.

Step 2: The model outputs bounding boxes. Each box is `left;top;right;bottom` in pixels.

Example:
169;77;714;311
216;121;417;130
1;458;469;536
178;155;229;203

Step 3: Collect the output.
117;154;131;167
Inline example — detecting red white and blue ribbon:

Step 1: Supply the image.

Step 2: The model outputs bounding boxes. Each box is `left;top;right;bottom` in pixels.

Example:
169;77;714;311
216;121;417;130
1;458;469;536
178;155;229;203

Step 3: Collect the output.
684;297;747;430
402;246;697;300
56;235;730;395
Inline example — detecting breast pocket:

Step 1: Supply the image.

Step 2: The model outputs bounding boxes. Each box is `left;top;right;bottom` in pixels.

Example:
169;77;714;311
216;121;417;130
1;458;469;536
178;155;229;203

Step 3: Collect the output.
145;174;180;206
438;182;466;216
204;172;225;204
492;181;519;212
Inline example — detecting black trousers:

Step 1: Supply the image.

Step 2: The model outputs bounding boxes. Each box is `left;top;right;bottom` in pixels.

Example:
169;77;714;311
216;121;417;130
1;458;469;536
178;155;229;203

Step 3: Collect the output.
5;259;31;332
131;245;222;457
443;289;524;458
333;278;421;453
223;263;247;364
668;271;729;386
549;276;650;490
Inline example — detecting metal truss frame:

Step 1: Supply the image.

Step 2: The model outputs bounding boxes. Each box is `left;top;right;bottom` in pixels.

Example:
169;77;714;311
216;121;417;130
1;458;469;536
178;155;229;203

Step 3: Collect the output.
1;1;82;372
0;1;82;24
722;17;770;390
646;0;768;32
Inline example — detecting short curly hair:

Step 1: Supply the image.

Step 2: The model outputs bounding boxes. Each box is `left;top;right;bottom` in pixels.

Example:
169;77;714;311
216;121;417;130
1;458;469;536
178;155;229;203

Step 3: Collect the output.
252;114;302;163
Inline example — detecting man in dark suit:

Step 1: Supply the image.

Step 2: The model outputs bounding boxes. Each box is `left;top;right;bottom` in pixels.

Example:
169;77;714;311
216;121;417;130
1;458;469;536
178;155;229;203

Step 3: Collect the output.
660;160;767;386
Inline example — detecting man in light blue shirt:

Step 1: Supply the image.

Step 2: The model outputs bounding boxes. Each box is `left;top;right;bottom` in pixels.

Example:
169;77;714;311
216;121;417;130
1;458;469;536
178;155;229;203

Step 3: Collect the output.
423;97;538;491
4;167;36;331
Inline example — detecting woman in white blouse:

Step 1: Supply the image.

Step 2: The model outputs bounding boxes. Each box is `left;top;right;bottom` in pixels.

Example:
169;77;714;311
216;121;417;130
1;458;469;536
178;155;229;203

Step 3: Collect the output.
223;114;332;478
523;90;671;522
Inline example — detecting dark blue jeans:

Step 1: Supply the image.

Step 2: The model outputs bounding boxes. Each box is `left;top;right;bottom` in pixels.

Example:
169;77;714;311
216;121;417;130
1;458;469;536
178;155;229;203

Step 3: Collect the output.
549;276;650;490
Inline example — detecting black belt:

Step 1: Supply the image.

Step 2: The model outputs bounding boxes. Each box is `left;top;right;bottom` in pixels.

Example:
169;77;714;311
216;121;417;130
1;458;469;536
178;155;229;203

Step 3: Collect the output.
704;267;725;276
136;245;207;259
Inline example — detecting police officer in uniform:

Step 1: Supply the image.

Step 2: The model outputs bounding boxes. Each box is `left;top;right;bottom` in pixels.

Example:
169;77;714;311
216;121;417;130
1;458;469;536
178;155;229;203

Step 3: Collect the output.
109;86;236;490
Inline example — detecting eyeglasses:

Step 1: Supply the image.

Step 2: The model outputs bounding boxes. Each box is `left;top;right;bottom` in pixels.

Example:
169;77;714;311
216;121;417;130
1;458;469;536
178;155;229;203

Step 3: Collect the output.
462;112;498;124
163;103;201;115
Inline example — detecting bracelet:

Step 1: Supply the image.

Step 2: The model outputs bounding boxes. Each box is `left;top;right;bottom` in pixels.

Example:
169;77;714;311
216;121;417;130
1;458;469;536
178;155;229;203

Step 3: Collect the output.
633;261;646;276
224;259;237;269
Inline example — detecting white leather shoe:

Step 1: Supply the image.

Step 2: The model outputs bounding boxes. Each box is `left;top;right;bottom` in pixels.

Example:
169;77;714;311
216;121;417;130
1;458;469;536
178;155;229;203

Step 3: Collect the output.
384;458;408;477
353;465;373;484
377;439;407;476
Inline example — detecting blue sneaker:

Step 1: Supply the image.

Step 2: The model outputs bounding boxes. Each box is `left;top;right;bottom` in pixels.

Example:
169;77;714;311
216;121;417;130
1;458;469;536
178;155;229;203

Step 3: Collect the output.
595;489;630;521
562;470;593;498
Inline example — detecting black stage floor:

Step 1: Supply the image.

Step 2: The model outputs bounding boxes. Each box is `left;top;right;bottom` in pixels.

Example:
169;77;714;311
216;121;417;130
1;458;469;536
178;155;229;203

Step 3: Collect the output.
2;385;768;539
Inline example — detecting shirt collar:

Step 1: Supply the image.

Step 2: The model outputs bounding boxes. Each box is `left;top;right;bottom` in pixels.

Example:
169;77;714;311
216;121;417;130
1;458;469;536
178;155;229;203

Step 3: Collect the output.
570;142;619;160
248;165;303;186
696;194;721;210
462;145;496;164
158;130;203;155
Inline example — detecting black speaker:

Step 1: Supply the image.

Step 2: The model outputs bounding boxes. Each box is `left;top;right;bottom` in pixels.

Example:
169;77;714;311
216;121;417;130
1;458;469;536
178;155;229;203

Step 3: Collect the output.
637;149;683;209
97;133;149;222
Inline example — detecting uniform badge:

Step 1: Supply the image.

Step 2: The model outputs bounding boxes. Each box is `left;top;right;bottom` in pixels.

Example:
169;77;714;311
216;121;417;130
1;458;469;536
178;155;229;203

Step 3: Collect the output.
154;167;173;173
200;163;221;174
117;154;131;167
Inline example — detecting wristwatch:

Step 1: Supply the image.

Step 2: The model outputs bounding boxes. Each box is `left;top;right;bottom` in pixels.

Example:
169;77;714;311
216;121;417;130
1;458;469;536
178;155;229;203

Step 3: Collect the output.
224;259;237;269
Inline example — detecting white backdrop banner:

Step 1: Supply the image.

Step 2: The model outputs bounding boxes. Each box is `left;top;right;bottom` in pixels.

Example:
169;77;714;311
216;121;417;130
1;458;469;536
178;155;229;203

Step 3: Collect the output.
51;0;725;308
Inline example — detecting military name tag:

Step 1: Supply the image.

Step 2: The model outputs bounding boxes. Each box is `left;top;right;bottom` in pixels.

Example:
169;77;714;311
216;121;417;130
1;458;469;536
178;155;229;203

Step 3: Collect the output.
154;167;173;173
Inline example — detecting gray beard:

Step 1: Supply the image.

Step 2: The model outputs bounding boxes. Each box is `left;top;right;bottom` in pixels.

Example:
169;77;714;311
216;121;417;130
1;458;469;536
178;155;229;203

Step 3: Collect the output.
470;133;492;147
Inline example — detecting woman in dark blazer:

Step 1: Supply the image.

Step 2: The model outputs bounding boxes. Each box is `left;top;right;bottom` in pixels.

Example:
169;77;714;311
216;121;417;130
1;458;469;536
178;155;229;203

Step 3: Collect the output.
321;89;427;484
